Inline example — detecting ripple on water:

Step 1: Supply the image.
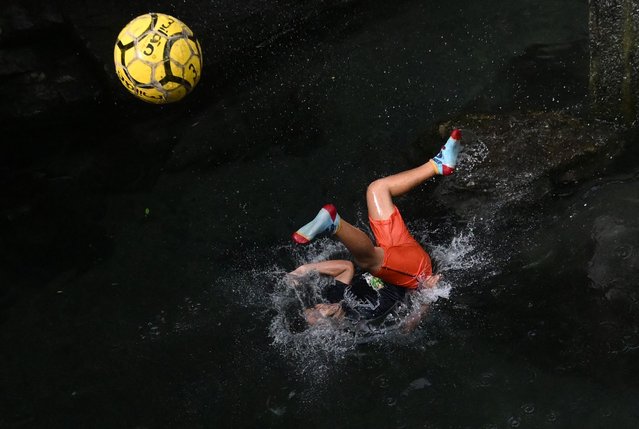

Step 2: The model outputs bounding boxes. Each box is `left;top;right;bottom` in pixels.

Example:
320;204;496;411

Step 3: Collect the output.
507;415;521;428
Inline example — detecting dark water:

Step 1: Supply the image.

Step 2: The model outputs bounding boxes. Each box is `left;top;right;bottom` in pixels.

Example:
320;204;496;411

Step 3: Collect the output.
3;0;639;427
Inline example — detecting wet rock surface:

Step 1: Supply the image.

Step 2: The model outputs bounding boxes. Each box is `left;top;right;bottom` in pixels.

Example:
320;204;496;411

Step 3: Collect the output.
436;130;639;381
589;0;639;124
414;116;639;374
413;112;625;218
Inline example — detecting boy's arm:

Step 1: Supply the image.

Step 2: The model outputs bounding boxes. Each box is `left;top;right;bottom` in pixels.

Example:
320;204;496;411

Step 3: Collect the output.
401;303;430;333
288;260;355;284
401;274;440;334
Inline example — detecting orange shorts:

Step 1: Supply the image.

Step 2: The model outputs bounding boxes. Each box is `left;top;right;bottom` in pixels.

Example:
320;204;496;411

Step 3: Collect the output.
369;206;432;289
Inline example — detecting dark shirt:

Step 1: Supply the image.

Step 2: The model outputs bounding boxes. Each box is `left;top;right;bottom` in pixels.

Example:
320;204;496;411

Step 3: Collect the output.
324;274;407;321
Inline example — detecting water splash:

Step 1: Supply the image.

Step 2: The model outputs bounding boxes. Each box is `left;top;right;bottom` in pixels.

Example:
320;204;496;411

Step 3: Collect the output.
266;270;360;378
430;228;489;274
260;218;491;377
413;217;493;287
457;130;490;173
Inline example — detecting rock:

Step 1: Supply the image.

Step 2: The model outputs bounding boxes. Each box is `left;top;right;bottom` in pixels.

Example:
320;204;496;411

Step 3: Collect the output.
590;0;639;125
411;112;625;219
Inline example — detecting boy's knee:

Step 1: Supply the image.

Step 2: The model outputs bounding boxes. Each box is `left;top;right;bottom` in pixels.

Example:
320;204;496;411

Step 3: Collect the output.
367;179;387;197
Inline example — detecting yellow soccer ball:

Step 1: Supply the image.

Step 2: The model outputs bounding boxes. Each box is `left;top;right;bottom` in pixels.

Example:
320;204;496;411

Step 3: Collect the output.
114;13;203;104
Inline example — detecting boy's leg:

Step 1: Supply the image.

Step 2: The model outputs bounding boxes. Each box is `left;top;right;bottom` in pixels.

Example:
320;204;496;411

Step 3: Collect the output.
334;220;384;273
291;130;461;272
367;129;462;220
367;161;438;220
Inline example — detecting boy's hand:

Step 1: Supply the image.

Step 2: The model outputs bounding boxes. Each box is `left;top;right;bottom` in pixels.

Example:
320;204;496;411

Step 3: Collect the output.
422;273;441;288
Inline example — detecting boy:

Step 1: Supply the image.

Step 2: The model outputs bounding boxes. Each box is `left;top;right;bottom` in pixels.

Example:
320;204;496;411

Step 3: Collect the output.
291;129;462;327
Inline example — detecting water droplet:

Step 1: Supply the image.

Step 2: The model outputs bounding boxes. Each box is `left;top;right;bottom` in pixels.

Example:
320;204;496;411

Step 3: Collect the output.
522;403;535;414
507;416;521;428
478;370;495;387
377;376;390;389
408;377;431;390
615;244;632;259
268;406;286;416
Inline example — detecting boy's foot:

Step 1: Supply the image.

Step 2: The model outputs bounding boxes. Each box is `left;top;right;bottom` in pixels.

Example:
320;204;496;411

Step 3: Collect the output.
292;204;341;244
430;129;462;175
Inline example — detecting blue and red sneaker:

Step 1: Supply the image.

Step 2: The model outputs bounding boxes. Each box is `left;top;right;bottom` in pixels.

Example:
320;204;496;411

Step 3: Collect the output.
292;204;341;244
431;129;462;175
